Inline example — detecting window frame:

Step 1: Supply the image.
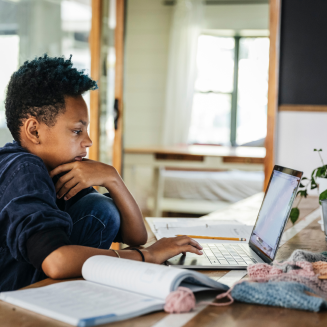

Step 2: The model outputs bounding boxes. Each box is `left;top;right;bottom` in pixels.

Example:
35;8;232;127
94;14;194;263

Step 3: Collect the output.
192;35;269;147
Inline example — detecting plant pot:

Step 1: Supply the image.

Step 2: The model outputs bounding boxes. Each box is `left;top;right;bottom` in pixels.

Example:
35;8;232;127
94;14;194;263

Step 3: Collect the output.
317;177;327;231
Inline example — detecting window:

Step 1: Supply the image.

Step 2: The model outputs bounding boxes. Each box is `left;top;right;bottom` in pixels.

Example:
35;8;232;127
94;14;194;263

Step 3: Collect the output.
0;0;92;146
0;35;19;128
188;35;269;146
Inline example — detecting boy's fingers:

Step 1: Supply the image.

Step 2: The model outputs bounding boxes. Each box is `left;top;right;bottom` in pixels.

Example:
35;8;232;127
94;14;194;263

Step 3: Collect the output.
49;162;74;178
175;236;202;249
64;183;83;201
190;240;202;250
55;172;74;193
181;245;203;255
57;178;78;199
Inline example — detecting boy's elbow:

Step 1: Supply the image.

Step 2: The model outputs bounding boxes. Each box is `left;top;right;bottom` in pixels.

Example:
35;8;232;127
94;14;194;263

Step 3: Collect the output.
138;233;148;245
41;247;68;279
43;265;63;280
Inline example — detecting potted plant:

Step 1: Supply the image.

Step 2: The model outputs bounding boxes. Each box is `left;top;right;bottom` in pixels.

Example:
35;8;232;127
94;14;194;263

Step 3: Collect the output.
289;149;327;225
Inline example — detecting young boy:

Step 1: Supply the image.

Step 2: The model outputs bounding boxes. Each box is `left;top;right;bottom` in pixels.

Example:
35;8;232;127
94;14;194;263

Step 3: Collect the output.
0;55;203;292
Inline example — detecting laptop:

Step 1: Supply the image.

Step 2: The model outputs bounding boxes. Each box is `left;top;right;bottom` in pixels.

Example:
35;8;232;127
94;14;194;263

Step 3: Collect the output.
167;165;303;269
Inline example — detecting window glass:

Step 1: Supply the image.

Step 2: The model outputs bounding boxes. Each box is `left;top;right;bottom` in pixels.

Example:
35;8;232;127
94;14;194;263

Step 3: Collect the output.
195;35;234;93
189;35;234;145
189;34;269;146
0;0;91;146
0;35;19;130
188;93;231;145
236;37;269;145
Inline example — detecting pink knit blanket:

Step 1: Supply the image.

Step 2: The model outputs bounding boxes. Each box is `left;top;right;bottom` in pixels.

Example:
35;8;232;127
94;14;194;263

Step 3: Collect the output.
247;260;327;298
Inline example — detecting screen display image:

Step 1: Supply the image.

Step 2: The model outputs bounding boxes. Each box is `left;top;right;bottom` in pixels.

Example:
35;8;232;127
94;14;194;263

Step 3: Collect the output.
250;170;301;259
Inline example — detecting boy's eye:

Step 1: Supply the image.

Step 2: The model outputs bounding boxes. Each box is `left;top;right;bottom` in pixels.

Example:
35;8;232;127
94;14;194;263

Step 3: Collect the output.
73;130;82;135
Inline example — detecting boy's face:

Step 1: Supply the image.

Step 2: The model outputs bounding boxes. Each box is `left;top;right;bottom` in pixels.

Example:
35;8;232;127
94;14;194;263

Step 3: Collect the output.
25;95;92;171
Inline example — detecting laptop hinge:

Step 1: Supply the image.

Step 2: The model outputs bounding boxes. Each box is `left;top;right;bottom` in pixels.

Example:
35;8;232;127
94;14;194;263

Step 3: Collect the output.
249;243;272;264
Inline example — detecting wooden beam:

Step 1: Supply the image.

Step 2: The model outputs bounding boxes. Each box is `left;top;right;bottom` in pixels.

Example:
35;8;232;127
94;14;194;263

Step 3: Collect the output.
89;0;102;161
112;0;125;175
279;105;327;112
264;0;281;191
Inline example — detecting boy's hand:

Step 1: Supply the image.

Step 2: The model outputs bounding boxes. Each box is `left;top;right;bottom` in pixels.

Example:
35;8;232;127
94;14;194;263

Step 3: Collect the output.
142;236;203;264
51;159;148;246
50;159;117;200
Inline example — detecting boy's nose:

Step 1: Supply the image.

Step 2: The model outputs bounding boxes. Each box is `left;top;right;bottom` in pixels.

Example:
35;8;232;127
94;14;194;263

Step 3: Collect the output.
83;135;93;148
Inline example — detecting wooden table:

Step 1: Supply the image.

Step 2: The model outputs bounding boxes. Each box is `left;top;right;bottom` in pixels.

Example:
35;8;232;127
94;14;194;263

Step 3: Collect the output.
1;196;326;327
124;145;266;216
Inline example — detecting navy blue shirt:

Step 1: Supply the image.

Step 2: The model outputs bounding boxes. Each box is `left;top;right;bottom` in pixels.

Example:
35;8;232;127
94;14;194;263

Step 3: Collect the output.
0;141;100;292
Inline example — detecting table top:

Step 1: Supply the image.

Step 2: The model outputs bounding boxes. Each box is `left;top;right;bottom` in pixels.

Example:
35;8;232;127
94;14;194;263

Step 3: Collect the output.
124;145;266;158
0;196;325;327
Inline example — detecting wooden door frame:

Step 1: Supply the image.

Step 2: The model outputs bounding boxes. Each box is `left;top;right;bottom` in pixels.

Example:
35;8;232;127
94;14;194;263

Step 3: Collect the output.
89;0;124;176
89;0;102;162
112;0;125;175
264;0;282;190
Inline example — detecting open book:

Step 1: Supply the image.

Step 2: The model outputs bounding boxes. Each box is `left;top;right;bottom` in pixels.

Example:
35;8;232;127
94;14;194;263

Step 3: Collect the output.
0;255;228;326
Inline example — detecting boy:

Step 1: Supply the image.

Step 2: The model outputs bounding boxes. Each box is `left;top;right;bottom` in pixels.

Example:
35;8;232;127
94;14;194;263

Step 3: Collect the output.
0;55;202;292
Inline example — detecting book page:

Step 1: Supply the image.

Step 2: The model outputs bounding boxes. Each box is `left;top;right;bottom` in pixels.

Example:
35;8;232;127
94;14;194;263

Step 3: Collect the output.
0;281;164;326
82;256;190;300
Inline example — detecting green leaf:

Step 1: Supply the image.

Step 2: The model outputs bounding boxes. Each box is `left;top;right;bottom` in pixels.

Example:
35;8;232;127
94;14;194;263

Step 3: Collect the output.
311;176;318;189
289;207;300;224
319;189;327;204
299;183;305;188
320;149;323;152
314;149;317;151
297;190;308;198
316;166;327;178
311;168;317;178
311;184;318;190
302;177;308;180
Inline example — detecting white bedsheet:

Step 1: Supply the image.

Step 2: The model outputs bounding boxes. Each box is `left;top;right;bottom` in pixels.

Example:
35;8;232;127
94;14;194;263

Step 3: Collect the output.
162;170;264;203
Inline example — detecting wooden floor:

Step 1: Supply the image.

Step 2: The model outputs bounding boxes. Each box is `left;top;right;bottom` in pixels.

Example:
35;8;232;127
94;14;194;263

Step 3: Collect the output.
0;196;326;327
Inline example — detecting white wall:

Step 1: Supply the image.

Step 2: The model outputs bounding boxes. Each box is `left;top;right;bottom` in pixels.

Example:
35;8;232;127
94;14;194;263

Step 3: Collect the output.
124;0;172;147
204;4;269;30
277;111;327;194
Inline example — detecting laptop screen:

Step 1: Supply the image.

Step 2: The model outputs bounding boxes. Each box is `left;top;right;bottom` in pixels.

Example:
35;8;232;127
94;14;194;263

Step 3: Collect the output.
249;166;302;261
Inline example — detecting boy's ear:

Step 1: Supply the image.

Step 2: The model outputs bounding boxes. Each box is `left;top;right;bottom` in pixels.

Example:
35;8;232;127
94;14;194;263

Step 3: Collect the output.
24;117;41;145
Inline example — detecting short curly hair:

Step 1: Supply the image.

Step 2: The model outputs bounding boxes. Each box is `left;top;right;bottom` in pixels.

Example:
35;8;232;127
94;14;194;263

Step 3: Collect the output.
5;54;97;143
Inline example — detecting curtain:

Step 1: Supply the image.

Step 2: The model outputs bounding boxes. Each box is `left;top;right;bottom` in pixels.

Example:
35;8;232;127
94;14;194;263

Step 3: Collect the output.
161;0;204;146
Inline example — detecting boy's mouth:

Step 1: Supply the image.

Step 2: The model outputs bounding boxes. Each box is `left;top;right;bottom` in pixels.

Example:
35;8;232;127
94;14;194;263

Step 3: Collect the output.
75;153;87;161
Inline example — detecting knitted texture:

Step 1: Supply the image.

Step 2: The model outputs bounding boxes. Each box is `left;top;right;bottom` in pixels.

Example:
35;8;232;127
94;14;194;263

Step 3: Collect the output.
247;250;327;298
211;250;327;312
248;261;315;279
313;262;327;275
251;274;327;298
230;281;327;312
286;250;327;263
164;287;196;313
274;260;315;274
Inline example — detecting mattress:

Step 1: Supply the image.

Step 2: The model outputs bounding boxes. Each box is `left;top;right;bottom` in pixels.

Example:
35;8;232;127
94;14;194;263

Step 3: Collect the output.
162;170;264;203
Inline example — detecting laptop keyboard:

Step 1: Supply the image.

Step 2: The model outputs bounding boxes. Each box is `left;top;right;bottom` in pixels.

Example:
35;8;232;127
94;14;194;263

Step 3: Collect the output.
201;243;258;265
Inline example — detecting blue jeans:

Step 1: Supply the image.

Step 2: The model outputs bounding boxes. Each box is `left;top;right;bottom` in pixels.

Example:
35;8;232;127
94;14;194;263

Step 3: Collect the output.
66;193;121;249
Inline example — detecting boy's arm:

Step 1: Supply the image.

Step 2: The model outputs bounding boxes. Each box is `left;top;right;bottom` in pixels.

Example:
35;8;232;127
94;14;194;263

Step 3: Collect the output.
102;168;147;245
50;160;147;246
42;236;203;279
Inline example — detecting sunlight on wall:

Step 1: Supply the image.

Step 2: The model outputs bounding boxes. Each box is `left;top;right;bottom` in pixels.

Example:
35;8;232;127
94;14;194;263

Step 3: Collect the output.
0;35;19;128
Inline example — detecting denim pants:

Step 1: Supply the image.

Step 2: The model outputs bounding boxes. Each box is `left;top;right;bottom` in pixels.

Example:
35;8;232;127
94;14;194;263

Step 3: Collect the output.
66;192;121;249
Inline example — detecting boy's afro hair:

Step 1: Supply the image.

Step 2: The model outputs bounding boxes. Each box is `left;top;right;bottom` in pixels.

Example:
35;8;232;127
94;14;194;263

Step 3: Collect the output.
5;54;97;143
